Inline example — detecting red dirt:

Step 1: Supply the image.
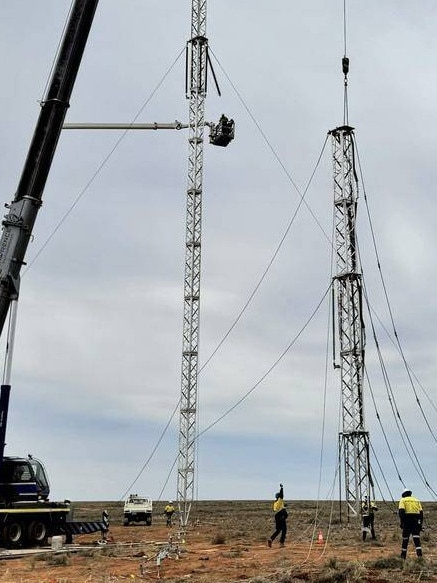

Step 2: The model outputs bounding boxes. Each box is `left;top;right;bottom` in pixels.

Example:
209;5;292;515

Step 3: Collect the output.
1;500;436;582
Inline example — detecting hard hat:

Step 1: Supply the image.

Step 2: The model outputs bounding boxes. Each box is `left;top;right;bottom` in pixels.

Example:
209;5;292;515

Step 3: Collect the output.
168;500;173;504
402;488;412;496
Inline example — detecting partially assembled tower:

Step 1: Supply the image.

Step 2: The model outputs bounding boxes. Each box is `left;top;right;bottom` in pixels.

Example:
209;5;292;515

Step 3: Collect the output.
330;55;372;520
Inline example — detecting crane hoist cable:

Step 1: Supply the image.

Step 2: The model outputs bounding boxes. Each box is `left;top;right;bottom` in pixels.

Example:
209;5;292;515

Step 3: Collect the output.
342;0;350;125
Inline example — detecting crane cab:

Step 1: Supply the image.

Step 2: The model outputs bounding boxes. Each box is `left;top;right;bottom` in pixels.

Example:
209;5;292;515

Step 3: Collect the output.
0;456;50;504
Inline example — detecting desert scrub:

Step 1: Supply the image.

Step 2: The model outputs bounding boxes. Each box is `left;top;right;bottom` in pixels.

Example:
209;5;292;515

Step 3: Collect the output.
211;532;226;544
315;561;367;583
365;555;402;570
47;551;71;566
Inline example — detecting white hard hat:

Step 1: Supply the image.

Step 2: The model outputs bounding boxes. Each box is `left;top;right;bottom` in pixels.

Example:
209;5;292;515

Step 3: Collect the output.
402;488;412;496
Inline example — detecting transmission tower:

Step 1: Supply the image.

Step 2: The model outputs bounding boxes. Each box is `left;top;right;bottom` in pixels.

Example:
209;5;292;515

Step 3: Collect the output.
330;124;372;520
176;0;208;528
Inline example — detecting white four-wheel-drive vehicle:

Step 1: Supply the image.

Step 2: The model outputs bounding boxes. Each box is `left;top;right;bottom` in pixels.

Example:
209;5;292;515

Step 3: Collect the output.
123;494;153;526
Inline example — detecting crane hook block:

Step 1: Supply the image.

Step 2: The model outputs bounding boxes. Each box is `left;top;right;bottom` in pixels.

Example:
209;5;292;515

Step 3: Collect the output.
342;57;349;76
209;114;235;147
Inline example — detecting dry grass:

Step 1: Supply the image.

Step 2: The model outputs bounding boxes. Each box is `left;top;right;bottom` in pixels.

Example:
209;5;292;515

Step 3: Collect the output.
1;499;437;582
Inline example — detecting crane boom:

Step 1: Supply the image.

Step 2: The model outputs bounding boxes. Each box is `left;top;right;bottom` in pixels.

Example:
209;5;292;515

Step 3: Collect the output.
0;0;99;337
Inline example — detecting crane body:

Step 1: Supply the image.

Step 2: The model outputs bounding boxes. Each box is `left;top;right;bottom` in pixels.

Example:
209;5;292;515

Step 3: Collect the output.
0;0;108;548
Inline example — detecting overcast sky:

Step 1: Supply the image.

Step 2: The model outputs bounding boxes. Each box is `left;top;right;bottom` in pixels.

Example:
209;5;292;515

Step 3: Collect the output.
0;1;436;507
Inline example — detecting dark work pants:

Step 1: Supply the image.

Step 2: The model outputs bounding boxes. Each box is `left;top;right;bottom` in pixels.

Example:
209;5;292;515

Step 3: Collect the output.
270;513;287;544
362;513;376;540
401;519;422;559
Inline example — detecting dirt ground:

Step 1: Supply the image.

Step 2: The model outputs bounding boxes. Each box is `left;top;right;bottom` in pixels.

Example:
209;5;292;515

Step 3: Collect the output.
1;500;436;582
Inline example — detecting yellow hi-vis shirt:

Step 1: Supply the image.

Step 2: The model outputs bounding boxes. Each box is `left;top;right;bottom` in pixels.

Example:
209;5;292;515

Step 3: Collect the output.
273;498;284;513
399;496;422;514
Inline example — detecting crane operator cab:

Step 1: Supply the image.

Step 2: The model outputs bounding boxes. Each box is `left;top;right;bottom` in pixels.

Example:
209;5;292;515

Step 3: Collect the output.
0;455;50;504
209;114;235;147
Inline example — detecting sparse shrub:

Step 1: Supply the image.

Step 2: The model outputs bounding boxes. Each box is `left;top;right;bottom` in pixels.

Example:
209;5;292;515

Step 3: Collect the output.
325;557;338;570
422;529;431;542
315;561;367;583
366;555;402;570
211;531;226;544
221;550;242;558
47;551;71;566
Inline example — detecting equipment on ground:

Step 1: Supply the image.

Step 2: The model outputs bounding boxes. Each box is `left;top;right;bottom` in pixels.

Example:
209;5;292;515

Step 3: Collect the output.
123;494;153;526
0;0;108;548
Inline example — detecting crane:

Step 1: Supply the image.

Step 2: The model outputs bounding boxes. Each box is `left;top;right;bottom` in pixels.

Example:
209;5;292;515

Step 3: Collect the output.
0;0;110;548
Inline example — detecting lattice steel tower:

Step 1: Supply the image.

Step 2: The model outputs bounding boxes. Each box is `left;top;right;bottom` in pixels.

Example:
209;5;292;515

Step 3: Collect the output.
176;0;208;528
330;124;372;520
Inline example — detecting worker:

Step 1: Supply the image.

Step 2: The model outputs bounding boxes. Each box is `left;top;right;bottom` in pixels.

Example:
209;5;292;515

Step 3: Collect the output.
268;483;288;548
398;488;423;559
361;495;378;541
164;501;175;527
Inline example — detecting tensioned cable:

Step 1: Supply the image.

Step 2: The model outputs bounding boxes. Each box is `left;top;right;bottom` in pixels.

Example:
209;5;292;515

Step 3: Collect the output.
367;304;437;417
23;47;185;276
368;441;397;509
361;277;437;498
200;134;329;372
196;284;330;439
210;49;332;246
118;47;331;499
364;366;405;486
119;137;331;496
119;398;180;502
139;283;331;502
354;136;437;445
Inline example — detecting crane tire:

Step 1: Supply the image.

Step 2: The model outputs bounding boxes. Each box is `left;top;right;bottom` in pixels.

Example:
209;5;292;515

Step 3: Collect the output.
3;521;25;547
28;520;48;546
